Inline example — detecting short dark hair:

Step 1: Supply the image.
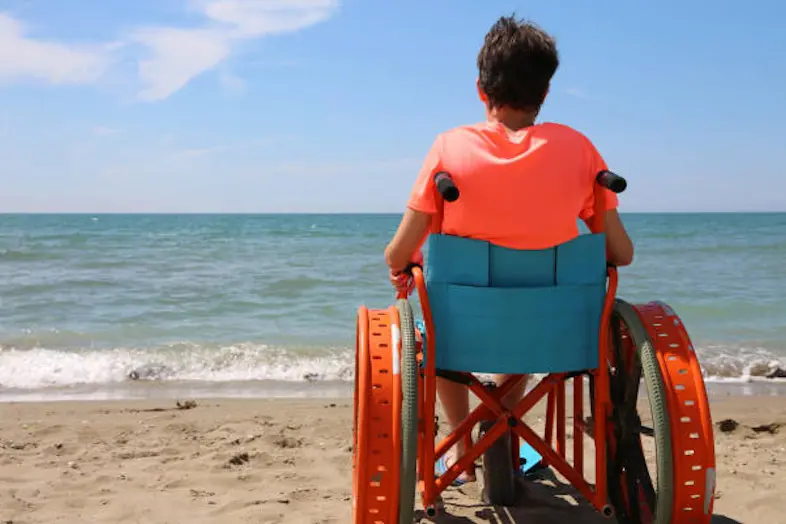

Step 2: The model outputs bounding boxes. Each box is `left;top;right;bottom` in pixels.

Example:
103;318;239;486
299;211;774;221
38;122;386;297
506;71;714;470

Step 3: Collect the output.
477;16;559;111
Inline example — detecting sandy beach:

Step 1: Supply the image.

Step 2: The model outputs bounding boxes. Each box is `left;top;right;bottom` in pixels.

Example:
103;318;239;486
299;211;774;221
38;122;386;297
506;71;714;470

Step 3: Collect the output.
0;394;783;524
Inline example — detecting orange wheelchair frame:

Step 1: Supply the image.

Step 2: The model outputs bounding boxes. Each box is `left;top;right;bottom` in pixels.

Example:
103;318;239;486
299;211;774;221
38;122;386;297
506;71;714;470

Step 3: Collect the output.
353;172;717;523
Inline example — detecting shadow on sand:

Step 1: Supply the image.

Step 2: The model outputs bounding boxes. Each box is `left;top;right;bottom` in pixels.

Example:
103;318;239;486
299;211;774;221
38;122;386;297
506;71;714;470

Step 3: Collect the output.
710;516;743;524
414;469;742;524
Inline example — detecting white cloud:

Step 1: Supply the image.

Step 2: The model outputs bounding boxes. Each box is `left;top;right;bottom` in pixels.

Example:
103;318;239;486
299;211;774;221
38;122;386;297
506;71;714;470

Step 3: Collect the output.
132;26;231;101
131;0;338;101
201;0;337;37
0;1;339;100
564;87;589;100
0;13;114;85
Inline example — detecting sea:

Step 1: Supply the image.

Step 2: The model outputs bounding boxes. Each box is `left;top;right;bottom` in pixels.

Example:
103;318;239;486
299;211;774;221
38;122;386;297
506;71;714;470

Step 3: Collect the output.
1;213;784;402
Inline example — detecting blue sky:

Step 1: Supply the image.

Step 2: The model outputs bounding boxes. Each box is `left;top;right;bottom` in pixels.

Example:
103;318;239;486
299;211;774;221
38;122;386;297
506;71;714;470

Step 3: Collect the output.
0;0;784;213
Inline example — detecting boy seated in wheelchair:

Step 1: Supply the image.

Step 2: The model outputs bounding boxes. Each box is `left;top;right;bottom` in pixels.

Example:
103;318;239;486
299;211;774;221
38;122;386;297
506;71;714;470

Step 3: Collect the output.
384;15;634;484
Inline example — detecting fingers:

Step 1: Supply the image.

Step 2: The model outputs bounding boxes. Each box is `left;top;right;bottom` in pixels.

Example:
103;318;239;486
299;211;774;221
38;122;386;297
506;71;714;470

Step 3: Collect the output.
390;253;423;296
390;271;414;296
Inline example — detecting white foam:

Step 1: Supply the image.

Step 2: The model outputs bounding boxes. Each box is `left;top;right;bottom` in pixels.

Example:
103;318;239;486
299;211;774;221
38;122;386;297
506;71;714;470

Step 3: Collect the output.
0;343;354;390
695;343;785;380
0;341;783;391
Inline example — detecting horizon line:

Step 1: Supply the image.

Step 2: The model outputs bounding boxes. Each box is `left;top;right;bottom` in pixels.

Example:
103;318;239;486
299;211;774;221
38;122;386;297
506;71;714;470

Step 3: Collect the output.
0;211;784;216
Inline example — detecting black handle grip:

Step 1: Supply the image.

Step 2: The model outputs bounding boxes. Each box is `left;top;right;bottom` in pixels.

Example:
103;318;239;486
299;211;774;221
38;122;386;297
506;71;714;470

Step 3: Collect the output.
596;170;627;193
401;261;423;276
434;171;460;202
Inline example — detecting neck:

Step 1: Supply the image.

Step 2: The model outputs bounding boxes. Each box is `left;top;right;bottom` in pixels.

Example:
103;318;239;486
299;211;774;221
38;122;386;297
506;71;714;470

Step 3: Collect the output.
487;107;538;131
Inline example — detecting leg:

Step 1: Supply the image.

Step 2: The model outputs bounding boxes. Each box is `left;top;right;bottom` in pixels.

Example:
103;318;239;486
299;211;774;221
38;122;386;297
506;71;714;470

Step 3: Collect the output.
436;377;476;481
493;374;529;409
435;374;527;483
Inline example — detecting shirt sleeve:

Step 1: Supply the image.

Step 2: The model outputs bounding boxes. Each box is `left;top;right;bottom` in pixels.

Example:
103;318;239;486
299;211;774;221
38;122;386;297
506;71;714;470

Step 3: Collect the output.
406;134;444;215
579;137;619;220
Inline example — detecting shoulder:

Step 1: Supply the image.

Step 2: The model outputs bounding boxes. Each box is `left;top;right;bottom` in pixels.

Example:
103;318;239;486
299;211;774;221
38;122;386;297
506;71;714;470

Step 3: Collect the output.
431;123;505;156
535;123;605;162
421;124;489;160
534;122;594;144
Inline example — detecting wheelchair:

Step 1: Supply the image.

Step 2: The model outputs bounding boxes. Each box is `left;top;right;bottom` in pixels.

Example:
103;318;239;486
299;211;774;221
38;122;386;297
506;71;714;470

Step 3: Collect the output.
352;171;716;523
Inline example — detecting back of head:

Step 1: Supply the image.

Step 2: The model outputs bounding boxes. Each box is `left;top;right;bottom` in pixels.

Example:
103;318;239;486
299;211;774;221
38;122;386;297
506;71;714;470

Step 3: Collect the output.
477;16;560;112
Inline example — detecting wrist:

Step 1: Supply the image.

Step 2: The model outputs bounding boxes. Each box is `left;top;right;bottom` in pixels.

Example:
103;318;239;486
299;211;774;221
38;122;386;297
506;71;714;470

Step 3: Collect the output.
388;251;423;275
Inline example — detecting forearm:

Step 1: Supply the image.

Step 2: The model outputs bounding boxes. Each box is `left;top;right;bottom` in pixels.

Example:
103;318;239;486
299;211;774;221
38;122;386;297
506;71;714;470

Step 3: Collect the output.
384;245;416;274
384;208;432;273
584;209;634;266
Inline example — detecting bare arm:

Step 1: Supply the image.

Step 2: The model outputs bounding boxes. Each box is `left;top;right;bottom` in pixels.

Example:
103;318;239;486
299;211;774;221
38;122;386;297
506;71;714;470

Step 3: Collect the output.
594;209;634;266
384;208;431;273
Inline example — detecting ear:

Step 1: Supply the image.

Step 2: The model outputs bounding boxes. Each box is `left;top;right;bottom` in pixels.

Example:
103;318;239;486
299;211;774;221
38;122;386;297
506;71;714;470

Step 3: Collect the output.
476;79;489;105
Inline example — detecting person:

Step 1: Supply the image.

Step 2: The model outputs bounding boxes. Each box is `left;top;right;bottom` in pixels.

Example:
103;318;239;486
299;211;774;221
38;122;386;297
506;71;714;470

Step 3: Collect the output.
383;15;634;483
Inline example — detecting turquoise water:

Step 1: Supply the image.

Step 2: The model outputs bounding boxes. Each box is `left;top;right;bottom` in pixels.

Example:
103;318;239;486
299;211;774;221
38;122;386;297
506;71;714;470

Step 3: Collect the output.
0;213;784;400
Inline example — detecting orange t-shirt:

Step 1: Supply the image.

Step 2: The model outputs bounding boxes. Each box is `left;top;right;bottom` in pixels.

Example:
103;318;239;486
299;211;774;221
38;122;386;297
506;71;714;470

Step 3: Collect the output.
407;121;619;250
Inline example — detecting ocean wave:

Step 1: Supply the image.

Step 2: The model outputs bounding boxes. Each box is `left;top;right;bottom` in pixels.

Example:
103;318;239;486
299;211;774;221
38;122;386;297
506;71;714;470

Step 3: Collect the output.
695;344;786;381
0;343;354;390
0;248;64;262
0;341;784;391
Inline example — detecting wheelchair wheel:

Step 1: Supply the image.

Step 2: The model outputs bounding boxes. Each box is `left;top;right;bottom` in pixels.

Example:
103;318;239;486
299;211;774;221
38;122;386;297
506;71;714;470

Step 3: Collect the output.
607;300;673;524
608;300;716;524
479;419;517;507
352;304;419;524
396;299;419;524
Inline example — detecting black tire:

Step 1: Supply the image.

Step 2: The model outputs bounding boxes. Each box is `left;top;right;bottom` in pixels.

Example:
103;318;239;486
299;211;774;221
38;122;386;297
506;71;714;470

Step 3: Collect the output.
609;299;674;524
479;417;516;506
396;299;419;524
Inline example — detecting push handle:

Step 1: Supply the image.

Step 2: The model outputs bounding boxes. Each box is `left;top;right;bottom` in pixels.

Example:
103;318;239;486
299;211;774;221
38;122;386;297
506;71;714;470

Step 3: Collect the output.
434;171;459;202
596;170;627;193
395;262;422;300
435;170;623;198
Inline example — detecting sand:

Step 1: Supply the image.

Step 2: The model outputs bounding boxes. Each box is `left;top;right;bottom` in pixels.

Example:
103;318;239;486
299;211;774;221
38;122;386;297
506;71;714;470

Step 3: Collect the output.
0;395;783;524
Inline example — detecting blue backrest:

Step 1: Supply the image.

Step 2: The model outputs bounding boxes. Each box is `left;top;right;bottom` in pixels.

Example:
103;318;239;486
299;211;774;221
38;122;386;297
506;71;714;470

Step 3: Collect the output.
424;233;607;374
